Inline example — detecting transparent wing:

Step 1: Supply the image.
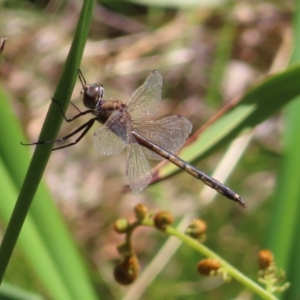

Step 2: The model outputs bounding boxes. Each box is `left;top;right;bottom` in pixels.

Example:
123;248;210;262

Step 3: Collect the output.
126;136;152;194
134;115;192;160
127;71;162;119
93;110;128;155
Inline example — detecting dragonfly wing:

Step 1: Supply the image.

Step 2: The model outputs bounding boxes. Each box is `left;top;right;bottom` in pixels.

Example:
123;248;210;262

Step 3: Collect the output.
94;111;127;155
126;136;152;194
134;115;192;160
127;71;162;119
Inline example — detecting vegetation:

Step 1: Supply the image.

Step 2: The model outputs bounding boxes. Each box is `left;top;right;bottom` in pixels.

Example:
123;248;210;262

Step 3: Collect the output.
0;0;299;299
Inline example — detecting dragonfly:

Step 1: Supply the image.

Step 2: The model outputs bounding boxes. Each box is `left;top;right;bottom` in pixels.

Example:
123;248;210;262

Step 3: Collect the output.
23;70;246;207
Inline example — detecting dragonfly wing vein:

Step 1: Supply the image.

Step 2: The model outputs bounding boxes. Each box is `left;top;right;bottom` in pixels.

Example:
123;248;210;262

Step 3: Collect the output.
126;137;152;194
127;71;162;119
134;116;192;160
94;111;128;155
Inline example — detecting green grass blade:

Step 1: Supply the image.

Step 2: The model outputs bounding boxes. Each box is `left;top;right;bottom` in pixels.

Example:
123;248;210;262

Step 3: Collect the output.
0;159;73;299
267;2;300;299
153;65;300;182
0;281;43;300
0;0;98;299
270;99;300;300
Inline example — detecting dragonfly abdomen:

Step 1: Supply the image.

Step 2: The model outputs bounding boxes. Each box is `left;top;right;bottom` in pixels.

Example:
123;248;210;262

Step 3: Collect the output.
132;131;246;207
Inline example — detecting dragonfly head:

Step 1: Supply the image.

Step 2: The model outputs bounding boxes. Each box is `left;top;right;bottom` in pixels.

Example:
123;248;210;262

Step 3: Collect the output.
81;83;105;109
77;69;105;109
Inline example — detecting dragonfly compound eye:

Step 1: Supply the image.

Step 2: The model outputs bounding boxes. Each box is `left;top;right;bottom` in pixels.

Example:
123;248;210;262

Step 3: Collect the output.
99;84;105;98
88;84;104;99
95;99;103;108
83;84;104;109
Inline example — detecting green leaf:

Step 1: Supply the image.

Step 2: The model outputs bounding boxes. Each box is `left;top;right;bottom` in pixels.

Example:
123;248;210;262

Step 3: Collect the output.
153;65;300;183
267;2;300;299
0;0;98;299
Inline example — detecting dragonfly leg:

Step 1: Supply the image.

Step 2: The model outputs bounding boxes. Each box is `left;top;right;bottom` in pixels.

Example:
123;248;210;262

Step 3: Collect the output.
52;118;96;150
69;100;82;113
77;68;87;87
51;98;93;122
21;118;97;150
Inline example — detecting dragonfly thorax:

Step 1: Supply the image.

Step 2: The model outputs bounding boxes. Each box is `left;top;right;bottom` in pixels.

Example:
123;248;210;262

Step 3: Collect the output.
94;100;127;125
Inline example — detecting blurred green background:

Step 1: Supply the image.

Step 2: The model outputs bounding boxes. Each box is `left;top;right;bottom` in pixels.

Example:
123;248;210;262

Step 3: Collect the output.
0;0;299;299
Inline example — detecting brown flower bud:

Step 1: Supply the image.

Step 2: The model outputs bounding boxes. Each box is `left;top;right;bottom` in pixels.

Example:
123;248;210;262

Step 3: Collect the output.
114;255;140;285
134;204;148;220
113;218;130;234
197;258;221;276
153;211;173;230
186;219;207;239
258;249;274;270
